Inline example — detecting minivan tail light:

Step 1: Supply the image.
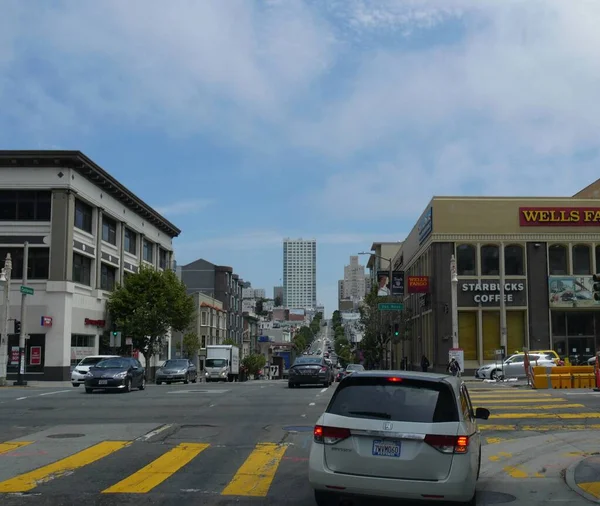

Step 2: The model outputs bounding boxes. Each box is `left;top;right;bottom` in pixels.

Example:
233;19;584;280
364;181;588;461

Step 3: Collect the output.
314;425;351;445
320;366;328;372
424;434;469;454
387;377;403;382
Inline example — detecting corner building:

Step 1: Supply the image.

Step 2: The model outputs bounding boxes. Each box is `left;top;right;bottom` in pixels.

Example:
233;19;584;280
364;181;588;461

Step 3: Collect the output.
398;191;600;371
0;151;179;381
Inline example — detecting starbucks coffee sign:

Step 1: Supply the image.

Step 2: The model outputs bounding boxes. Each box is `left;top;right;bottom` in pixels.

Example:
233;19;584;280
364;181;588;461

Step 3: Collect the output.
458;280;527;307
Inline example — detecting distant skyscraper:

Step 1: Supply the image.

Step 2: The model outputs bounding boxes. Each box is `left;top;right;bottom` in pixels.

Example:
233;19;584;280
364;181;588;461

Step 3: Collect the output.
343;255;366;301
283;238;317;309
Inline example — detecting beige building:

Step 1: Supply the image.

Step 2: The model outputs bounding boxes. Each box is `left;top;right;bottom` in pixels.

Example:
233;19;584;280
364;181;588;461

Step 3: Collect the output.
379;183;600;372
366;242;403;289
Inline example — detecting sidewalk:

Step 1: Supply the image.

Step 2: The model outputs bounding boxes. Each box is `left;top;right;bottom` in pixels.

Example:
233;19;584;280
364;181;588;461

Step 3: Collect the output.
567;455;600;503
0;381;73;388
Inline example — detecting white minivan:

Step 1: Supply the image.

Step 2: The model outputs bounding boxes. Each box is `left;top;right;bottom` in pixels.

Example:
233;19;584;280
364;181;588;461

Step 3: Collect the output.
308;370;490;505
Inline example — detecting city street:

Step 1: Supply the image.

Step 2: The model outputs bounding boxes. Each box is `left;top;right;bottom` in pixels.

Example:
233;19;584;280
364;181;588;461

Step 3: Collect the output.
1;380;600;505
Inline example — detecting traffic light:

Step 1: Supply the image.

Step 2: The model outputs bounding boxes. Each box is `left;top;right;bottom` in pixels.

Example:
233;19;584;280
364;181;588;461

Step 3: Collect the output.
594;274;600;301
112;323;118;337
13;320;20;334
394;323;399;337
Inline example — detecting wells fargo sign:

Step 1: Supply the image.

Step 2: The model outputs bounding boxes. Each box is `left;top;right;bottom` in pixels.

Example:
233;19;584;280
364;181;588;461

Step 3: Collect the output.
519;207;600;227
407;276;430;293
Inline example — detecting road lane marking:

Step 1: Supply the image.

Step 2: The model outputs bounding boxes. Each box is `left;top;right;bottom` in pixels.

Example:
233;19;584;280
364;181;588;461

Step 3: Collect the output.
489;452;512;461
136;424;174;442
102;443;209;494
491;412;600;419
0;441;129;492
474;398;567;403
15;397;27;401
221;443;288;497
480;423;600;431
470;393;553;398
38;390;72;396
486;437;512;444
578;482;600;498
483;404;585;410
309;402;315;406
0;442;32;455
503;465;544;479
321;388;328;393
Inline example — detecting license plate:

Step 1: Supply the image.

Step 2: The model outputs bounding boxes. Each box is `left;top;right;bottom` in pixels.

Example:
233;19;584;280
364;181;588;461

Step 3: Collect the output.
98;380;108;385
372;440;401;457
167;375;173;379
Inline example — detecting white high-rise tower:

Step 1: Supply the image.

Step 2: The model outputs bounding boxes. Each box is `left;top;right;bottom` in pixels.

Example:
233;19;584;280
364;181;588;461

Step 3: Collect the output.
283;238;317;309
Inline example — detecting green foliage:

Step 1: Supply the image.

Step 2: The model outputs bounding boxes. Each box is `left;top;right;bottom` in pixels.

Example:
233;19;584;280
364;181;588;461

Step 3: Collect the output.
274;294;283;307
222;338;237;346
332;310;342;330
358;285;413;366
107;265;195;360
178;332;201;358
242;354;266;376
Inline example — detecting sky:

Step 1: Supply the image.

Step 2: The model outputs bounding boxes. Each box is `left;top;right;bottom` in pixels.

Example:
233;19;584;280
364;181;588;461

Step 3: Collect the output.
2;0;600;316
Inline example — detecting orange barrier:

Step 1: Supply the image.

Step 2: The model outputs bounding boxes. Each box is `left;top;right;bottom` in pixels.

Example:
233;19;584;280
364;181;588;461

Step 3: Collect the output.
531;365;594;389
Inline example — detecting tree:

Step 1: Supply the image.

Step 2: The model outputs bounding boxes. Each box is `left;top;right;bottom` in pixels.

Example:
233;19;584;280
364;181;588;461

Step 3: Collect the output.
242;354;266;376
274;294;283;307
177;332;201;359
106;265;195;368
255;299;264;314
358;286;413;368
332;310;342;330
222;338;237;346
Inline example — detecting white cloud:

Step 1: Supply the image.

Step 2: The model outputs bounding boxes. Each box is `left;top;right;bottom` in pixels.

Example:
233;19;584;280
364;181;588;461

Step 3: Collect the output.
155;199;212;217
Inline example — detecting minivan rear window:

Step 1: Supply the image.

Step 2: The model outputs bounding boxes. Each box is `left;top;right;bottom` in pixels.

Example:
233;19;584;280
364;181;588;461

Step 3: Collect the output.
326;376;459;423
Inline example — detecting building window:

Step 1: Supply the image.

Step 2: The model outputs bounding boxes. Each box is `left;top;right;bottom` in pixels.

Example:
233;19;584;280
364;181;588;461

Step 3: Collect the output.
100;263;117;291
201;335;206;348
159;249;167;270
549;244;568;275
456;244;476;275
73;253;92;285
572;244;591;275
505;244;524;276
143;240;153;263
74;199;93;233
596;246;600;275
201;311;207;326
102;216;117;245
480;245;499;275
0;247;49;279
124;228;137;255
0;190;51;221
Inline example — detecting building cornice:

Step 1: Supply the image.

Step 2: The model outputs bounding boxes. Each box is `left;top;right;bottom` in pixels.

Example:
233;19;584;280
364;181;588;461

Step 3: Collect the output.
431;233;600;242
0;150;181;237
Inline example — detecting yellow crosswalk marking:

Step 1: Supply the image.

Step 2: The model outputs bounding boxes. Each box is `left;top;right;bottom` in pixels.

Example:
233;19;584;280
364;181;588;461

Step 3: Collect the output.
102;442;209;494
480;423;600;431
491;412;600;419
221;443;288;497
474;398;566;403
481;404;584;410
0;442;32;455
0;441;129;493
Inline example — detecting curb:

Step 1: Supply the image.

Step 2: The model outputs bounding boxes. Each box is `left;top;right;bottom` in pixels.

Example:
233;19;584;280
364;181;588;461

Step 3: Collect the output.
566;457;600;503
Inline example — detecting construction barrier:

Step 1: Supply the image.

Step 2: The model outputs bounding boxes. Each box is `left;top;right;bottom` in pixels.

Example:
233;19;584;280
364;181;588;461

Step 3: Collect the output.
531;365;595;389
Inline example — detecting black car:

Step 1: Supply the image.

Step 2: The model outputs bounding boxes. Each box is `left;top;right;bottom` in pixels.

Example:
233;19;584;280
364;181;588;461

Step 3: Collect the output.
288;357;334;388
84;357;146;393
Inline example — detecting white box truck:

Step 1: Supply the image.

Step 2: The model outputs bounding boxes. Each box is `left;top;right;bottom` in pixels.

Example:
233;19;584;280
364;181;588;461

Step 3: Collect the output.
204;345;240;382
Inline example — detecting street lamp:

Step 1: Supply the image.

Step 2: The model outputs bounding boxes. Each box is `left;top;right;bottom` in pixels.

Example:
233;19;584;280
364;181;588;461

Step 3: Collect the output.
0;252;12;387
450;255;459;349
358;251;394;370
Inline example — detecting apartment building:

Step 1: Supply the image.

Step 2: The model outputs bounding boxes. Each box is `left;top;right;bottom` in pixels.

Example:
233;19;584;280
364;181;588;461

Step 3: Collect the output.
366;241;403;288
283;238;317;309
343;255;366;300
0;151;179;381
178;258;244;346
242;311;260;357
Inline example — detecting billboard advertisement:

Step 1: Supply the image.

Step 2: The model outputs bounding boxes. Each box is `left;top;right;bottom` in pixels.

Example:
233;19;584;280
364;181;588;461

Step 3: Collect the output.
407;276;430;293
519;207;600;227
376;270;404;297
549;276;600;307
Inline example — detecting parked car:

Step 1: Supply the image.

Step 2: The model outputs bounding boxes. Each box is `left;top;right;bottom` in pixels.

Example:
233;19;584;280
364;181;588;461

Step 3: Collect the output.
156;359;198;385
338;363;365;380
71;355;120;387
308;371;490;505
84;357;146;393
288;356;334;388
335;368;345;382
475;352;555;380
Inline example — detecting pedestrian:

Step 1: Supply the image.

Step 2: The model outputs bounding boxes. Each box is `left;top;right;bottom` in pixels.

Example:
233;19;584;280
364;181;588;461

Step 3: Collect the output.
447;358;461;377
421;355;430;372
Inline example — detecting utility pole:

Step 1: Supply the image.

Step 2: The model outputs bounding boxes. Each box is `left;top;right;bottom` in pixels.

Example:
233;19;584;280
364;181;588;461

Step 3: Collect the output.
15;242;28;386
499;243;507;355
450;255;459;349
388;257;393;370
0;252;12;386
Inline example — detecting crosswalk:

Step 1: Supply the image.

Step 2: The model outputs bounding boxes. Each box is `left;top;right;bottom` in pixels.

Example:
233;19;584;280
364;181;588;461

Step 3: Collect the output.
469;386;600;433
0;437;297;497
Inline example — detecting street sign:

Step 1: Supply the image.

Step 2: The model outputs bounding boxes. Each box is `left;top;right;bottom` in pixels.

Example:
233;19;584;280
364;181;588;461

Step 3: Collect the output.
20;285;34;295
378;303;404;311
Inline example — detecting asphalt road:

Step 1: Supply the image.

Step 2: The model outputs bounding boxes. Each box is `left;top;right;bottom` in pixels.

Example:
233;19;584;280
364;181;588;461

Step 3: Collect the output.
1;378;600;505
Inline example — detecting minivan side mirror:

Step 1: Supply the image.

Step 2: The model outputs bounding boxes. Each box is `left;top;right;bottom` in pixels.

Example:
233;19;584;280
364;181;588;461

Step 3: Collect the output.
474;407;490;420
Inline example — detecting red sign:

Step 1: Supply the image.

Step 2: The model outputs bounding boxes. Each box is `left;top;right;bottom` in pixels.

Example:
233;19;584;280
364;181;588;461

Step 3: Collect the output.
84;318;106;327
519;207;600;227
41;316;53;327
407;276;430;293
10;347;19;365
30;346;42;366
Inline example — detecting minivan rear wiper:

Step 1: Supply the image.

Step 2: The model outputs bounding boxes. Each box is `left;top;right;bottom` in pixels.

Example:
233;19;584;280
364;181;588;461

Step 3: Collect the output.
348;411;392;419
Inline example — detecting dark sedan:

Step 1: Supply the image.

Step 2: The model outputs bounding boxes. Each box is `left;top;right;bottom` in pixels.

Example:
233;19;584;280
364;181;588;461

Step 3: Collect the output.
156;359;198;385
288;357;334;388
84;357;146;393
